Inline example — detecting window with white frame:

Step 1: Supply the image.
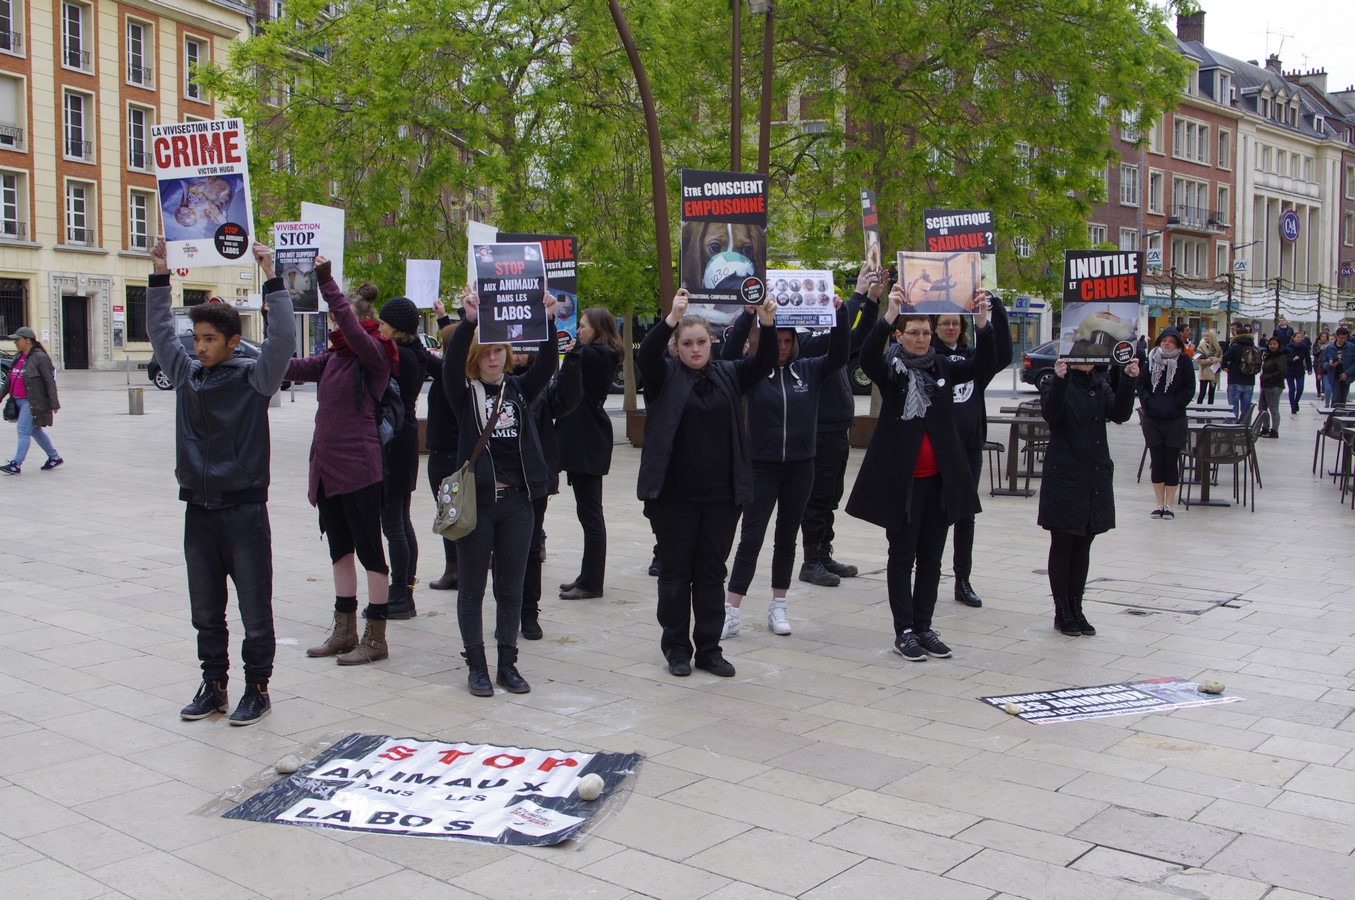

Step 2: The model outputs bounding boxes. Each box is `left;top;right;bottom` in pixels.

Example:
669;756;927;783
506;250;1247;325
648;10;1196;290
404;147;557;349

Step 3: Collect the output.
1172;117;1209;164
65;180;94;245
1217;130;1231;169
128;190;152;249
1088;224;1107;246
1146;232;1163;268
1171;176;1211;226
0;170;24;239
1216;241;1229;277
1290;154;1300;178
62;2;91;71
1259;96;1271;119
1276;149;1286;175
1216;186;1230;226
1171;236;1207;277
1147;118;1163;154
1260;145;1271;171
0;0;20;54
1147;169;1164;214
1119;228;1139;251
1013;236;1032;258
1303;157;1314;181
1013;141;1033;184
1119;163;1139;206
1345;212;1354;247
184;37;205;100
1120;108;1140;143
1347;165;1355;199
0;75;22;149
63;91;92;161
1217;73;1231;104
127;105;152;170
127;20;152;86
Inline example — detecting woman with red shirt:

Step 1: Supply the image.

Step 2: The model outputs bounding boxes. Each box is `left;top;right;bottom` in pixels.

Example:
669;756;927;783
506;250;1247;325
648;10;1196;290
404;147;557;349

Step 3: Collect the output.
846;288;994;661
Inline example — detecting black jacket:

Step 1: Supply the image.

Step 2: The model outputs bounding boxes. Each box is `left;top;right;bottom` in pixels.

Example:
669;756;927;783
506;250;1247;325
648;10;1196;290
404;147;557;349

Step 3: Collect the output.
384;339;429;494
800;292;880;431
636;318;777;503
443;318;558;502
147;274;295;508
1260;348;1289;390
1135;347;1195;422
555;342;619;476
1038;368;1135;535
932;298;1014;452
1285;338;1312;377
721;304;850;461
1221;333;1258;386
845;316;995;531
526;348;583;495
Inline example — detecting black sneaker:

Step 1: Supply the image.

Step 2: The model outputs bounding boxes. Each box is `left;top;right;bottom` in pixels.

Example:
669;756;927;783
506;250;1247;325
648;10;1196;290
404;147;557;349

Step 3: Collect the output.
1150;508;1164;519
667;657;691;677
695;654;736;677
915;629;953;658
0;461;19;475
229;684;271;726
521;617;543;640
893;632;926;661
180;681;228;720
40;457;64;471
1160;507;1175;520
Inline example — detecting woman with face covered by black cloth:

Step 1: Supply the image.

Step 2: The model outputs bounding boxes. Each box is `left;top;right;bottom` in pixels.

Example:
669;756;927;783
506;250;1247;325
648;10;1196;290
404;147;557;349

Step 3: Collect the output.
846;287;994;662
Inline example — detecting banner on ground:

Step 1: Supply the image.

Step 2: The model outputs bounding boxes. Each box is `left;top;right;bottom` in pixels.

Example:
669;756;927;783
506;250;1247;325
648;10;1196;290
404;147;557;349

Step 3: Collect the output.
405;260;442;310
980;677;1242;724
501;233;578;351
768;270;836;328
1060;250;1143;364
680;169;768;305
153;118;254;267
473;243;549;345
273;221;321;312
861;190;882;276
222;734;640;845
896;251;995;316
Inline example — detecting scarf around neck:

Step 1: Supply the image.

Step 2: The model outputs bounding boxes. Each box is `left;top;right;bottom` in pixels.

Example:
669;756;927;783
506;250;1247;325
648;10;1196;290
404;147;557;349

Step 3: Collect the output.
890;346;938;420
329;319;399;376
1148;345;1180;392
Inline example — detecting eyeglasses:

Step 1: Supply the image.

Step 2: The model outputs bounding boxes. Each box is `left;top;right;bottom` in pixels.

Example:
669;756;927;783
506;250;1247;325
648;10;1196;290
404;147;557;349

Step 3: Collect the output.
902;330;932;338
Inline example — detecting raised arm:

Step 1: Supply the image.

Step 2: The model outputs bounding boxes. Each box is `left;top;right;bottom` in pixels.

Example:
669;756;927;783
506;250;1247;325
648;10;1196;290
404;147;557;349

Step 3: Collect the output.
323;270;388;379
442;317;475;416
817;300;851;383
735;298;780;391
145;239;194;390
721;308;756;361
517;318;560;402
638;315;677;396
246;242;295;395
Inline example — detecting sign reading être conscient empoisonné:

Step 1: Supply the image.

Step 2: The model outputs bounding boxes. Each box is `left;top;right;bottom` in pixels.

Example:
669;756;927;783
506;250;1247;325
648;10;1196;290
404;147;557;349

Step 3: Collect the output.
152;118;254;268
1059;250;1143;363
679;169;768;305
472;243;549;345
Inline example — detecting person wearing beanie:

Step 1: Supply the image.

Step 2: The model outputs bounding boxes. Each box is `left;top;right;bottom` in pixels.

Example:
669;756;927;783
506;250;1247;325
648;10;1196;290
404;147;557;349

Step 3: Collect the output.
1135;327;1195;518
376;296;429;619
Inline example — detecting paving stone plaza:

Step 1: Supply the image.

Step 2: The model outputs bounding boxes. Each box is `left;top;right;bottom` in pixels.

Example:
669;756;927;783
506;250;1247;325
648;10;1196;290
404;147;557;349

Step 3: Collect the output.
2;371;1354;899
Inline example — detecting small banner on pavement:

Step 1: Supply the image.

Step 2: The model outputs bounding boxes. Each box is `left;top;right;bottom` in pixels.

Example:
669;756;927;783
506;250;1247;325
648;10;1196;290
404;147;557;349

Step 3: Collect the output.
980;677;1242;725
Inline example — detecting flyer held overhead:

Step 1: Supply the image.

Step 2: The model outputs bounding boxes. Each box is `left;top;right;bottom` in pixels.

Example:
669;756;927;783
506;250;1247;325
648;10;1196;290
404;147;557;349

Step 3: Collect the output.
405;259;442;310
679;169;768;305
896;250;994;316
472;243;550;345
768;270;836;328
152;118;254;267
1060;250;1143;364
861;189;882;279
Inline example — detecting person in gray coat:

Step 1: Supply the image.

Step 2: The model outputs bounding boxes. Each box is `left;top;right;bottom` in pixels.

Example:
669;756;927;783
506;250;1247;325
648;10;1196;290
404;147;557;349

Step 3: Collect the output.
1;327;61;475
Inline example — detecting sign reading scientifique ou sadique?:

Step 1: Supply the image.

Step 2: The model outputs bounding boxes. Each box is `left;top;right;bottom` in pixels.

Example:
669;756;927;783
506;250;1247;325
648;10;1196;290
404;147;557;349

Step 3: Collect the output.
152;118;255;268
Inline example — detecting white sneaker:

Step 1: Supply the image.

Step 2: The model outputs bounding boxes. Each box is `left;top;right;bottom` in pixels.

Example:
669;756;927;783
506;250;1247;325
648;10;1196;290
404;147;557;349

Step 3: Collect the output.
721;605;741;639
768;602;791;636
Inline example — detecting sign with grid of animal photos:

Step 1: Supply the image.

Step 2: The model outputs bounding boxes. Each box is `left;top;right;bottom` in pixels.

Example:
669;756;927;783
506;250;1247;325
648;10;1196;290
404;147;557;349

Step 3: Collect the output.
152;118;254;267
679;170;768;305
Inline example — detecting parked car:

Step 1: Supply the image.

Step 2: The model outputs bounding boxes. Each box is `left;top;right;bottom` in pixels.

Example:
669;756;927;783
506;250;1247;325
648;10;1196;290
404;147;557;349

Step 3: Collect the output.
148;335;292;391
1020;340;1060;393
0;346;13;393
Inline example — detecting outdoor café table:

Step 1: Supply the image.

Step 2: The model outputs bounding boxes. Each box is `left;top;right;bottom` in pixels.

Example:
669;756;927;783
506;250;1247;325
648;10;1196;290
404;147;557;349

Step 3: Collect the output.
1183;421;1247;507
1187;410;1237;422
986;414;1044;497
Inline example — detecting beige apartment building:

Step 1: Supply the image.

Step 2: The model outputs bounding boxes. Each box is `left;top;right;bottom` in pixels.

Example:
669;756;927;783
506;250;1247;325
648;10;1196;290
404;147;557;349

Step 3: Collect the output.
0;0;254;371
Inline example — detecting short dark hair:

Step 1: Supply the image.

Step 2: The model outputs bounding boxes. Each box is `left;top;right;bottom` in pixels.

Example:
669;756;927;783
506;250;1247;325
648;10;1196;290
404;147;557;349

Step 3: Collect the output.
189;302;242;338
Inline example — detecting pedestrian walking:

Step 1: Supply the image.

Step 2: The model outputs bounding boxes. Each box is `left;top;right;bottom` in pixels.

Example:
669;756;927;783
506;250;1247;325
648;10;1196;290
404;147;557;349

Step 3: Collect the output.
1;327;62;475
1194;328;1222;405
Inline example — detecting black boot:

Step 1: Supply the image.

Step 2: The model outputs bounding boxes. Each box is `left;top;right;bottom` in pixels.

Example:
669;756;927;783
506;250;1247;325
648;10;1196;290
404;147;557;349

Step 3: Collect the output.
429;561;458;591
521;597;543;640
1070;597;1096;636
799;546;841;587
496;644;531;694
386;578;416;620
461;647;493;697
821;543;858;578
954;577;982;608
1053;598;1081;636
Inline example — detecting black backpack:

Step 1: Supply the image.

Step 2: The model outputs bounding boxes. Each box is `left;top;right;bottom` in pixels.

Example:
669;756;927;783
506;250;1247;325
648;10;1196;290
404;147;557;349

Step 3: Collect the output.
1239;344;1262;376
376;379;404;446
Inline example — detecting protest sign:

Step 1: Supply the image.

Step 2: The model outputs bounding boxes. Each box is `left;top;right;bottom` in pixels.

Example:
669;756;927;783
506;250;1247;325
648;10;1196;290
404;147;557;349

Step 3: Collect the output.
273;221;321;312
896;251;994;315
405;260;442;310
861;190;882;276
467;219;498;291
222;734;640;845
473;243;549;345
680;170;768;305
1061;250;1143;363
768;270;836;328
501;233;578;349
299;202;345;288
980;677;1242;725
923;209;996;254
152;118;254;267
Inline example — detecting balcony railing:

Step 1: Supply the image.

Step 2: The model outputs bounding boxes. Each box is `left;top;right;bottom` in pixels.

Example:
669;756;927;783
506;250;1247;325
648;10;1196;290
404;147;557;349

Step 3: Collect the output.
1166;204;1227;232
0;221;26;240
66;226;92;245
127;149;151;170
66;139;93;160
63;47;92;70
129;232;149;250
0;31;21;52
0;123;22;149
127;64;153;85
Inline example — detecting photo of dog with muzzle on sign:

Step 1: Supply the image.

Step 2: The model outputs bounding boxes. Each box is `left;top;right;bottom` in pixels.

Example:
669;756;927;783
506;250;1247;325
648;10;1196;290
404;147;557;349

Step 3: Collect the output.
680;221;767;300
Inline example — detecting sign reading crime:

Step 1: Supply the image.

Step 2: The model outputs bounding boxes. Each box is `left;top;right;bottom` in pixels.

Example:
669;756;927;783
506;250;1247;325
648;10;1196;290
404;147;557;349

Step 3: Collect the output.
923;209;996;254
473;243;549;345
981;678;1242;725
680;169;768;305
152;118;254;267
1059;250;1143;363
273;221;321;312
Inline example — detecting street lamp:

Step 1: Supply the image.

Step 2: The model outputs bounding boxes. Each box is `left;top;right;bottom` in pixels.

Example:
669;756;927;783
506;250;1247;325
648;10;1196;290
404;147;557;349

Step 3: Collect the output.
731;1;774;173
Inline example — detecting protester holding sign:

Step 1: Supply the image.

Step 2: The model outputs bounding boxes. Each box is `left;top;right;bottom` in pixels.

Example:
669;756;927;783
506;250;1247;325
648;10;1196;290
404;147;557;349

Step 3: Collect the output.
442;289;559;697
846;288;995;662
1040;353;1140;636
290;261;398;666
637;290;778;678
1135;328;1195;519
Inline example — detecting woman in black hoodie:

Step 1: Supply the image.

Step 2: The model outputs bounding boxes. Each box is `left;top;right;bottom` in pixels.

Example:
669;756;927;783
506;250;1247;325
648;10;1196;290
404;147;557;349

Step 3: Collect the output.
1135;327;1195;519
1259;336;1289;437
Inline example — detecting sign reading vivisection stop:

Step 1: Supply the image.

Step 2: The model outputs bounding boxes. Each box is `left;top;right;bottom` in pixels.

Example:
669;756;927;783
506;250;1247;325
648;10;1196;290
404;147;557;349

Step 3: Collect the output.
152;118;254;267
223;734;640;845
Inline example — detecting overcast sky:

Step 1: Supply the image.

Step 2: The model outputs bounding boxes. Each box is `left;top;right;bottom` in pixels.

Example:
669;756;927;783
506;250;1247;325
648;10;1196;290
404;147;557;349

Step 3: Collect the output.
1167;1;1355;94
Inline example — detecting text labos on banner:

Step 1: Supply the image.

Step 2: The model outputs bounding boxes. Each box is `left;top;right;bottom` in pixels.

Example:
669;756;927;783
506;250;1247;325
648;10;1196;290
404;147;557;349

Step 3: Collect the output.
473;243;550;345
273;221;321;312
680;169;768;305
1059;250;1143;364
222;734;640;845
767;270;836;328
501;233;578;350
152;118;254;267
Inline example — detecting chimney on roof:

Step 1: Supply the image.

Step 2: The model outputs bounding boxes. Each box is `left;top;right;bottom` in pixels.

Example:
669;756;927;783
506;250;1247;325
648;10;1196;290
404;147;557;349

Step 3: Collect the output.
1265;54;1283;73
1286;68;1329;93
1176;11;1204;44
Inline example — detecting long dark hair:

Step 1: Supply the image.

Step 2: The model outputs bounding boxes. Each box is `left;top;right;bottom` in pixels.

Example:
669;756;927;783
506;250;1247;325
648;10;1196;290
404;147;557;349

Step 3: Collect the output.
580;307;624;358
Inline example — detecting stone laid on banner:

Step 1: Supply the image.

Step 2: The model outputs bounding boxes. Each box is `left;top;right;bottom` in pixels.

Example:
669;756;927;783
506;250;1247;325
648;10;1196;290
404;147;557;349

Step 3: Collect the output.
980;677;1242;725
223;734;641;845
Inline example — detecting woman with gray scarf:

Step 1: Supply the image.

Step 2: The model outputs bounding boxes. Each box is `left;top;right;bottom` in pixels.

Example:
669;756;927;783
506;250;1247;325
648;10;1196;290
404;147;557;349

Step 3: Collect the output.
846;287;994;662
1134;327;1195;519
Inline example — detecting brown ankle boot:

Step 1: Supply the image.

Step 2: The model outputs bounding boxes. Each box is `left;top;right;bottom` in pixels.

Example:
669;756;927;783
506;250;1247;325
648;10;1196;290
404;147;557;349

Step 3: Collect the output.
306;610;358;657
337;619;389;666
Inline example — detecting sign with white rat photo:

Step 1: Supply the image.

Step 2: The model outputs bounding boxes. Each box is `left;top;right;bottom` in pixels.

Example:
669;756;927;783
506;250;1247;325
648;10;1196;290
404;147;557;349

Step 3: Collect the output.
1060;250;1143;364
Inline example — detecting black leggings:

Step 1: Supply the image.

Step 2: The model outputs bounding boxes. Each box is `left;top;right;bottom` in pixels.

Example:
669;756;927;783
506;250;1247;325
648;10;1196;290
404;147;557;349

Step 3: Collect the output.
1147;444;1181;486
1048;531;1095;600
1196;380;1216;404
380;490;417;582
317;482;389;575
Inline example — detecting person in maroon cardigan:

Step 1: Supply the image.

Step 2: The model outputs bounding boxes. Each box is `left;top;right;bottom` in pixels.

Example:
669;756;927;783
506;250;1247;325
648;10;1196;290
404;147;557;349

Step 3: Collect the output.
287;257;398;666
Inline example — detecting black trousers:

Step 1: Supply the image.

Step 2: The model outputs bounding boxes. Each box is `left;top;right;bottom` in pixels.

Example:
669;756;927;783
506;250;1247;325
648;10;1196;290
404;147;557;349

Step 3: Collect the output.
522;494;550;619
1048;530;1096;600
185;502;275;686
380;490;417;582
885;476;948;637
567;473;606;591
316;482;388;575
455;491;533;650
728;459;815;595
801;428;850;551
647;492;741;664
950;449;983;578
1147;444;1181;486
427;449;459;569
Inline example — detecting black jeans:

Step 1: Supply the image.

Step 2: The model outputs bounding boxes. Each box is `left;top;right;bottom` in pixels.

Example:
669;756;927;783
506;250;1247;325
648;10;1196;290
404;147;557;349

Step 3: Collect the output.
728;459;815;595
380;490;417;582
428;449;459;570
455;490;534;650
1196;379;1216;404
523;494;550;619
567;473;606;592
184;502;275;686
950;449;983;579
1048;530;1096;600
801;428;850;551
647;492;741;664
885;476;948;637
